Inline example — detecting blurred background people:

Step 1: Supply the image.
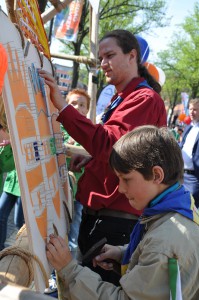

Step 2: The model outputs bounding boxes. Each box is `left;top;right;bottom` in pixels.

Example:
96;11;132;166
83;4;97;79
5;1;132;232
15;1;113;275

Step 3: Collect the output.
180;98;199;207
0;124;24;251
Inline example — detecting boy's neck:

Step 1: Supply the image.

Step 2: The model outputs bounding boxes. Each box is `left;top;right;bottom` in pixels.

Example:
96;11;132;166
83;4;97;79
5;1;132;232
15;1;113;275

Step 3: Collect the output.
149;182;180;208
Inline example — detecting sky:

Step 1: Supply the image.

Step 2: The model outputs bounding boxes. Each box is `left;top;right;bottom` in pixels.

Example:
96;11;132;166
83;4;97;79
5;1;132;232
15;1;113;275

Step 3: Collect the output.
141;0;197;62
0;0;197;64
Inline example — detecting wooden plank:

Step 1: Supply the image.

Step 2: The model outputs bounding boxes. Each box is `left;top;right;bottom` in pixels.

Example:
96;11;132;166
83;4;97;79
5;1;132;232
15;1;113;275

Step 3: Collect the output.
0;282;52;300
0;11;72;292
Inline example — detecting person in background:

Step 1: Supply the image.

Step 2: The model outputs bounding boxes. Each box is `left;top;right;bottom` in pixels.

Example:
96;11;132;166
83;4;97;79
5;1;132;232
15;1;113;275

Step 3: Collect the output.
0;126;24;251
0;124;12;194
180;98;199;207
62;88;90;258
39;29;167;285
170;125;184;143
176;125;184;143
46;126;199;300
0;43;8;194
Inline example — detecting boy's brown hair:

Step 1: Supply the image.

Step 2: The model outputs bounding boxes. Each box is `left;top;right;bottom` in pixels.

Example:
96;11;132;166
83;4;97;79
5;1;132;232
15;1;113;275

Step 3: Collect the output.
110;125;184;185
66;89;91;110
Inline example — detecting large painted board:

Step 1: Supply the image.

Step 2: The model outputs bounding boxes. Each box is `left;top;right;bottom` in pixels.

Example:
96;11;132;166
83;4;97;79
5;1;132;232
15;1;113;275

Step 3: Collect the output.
0;9;72;292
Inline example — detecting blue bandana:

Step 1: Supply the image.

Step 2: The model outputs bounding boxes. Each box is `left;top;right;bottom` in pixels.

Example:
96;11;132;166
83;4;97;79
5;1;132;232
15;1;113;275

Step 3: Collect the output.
101;80;152;124
121;184;199;275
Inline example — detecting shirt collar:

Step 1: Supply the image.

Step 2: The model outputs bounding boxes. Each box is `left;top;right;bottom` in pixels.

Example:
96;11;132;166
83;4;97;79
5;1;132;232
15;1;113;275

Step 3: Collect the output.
191;121;199;127
118;77;146;99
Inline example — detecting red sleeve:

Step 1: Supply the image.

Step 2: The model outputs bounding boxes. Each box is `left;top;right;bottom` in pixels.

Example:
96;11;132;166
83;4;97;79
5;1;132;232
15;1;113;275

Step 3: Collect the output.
58;89;166;162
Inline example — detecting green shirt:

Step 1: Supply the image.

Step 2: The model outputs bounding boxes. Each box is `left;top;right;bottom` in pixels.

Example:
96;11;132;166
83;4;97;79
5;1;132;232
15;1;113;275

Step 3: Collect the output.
0;145;20;196
61;125;84;198
3;169;20;196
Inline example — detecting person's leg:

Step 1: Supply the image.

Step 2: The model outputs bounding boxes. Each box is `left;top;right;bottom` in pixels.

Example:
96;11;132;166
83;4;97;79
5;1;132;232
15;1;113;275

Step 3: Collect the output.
14;197;24;230
78;212;138;285
68;201;83;258
183;173;199;207
0;192;15;250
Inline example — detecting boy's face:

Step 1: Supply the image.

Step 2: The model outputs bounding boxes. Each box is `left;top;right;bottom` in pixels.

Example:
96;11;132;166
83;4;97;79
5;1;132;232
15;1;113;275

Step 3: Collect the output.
189;103;199;123
115;169;164;211
68;94;88;116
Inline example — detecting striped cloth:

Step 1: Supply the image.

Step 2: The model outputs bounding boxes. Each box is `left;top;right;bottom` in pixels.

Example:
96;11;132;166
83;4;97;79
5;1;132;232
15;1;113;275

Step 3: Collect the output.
169;258;183;300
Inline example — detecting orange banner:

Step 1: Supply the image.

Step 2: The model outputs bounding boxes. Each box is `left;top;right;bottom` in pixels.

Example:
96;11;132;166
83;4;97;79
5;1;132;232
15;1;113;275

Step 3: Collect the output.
53;0;83;42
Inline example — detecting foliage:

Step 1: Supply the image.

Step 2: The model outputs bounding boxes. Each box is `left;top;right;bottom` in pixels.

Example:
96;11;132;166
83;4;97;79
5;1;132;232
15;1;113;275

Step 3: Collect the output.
41;0;168;88
157;2;199;108
98;0;167;36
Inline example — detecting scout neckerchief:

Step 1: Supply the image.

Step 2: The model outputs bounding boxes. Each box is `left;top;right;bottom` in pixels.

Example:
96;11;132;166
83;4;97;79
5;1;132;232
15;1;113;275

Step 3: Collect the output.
121;183;199;275
101;80;152;124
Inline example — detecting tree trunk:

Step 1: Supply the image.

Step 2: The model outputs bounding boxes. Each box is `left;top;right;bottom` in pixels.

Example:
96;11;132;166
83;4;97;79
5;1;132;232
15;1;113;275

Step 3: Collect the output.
191;83;199;99
168;89;178;126
71;61;79;89
69;0;89;89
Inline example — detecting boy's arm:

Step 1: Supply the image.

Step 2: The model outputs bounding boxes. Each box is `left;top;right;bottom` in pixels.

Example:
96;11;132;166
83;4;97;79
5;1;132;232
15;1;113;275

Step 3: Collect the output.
46;235;122;271
56;246;170;300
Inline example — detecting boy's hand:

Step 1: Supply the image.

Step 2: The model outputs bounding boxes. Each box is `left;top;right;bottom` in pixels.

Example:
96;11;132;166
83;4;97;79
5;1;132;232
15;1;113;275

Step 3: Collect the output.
93;244;122;271
46;234;72;271
38;70;66;111
69;154;92;172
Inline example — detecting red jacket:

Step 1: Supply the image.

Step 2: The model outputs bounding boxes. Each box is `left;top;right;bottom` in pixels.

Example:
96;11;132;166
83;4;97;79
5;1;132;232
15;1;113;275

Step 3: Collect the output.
58;77;167;216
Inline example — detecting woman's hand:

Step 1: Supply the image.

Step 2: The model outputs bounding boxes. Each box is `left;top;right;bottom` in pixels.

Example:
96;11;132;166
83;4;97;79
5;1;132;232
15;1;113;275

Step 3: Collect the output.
38;70;66;111
46;234;72;271
93;244;122;271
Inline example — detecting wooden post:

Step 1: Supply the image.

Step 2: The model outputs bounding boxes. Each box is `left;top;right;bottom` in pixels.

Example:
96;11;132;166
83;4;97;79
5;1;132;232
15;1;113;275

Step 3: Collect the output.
87;5;99;123
50;52;97;67
0;282;52;300
41;0;73;24
5;0;17;23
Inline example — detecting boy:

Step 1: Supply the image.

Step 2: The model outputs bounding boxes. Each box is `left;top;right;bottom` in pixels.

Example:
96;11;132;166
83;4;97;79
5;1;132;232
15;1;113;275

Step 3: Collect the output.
46;125;199;300
62;88;90;257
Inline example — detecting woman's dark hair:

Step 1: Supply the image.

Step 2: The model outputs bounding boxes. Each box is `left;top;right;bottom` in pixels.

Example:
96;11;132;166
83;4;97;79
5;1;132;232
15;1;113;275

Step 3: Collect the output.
109;125;184;186
100;29;161;94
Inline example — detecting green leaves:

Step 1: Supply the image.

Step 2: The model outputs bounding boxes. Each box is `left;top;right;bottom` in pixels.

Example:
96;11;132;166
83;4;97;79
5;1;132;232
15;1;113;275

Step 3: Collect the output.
158;3;199;102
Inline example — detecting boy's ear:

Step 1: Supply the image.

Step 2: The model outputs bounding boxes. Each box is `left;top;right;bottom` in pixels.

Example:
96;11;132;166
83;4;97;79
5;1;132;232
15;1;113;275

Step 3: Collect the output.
152;166;164;184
